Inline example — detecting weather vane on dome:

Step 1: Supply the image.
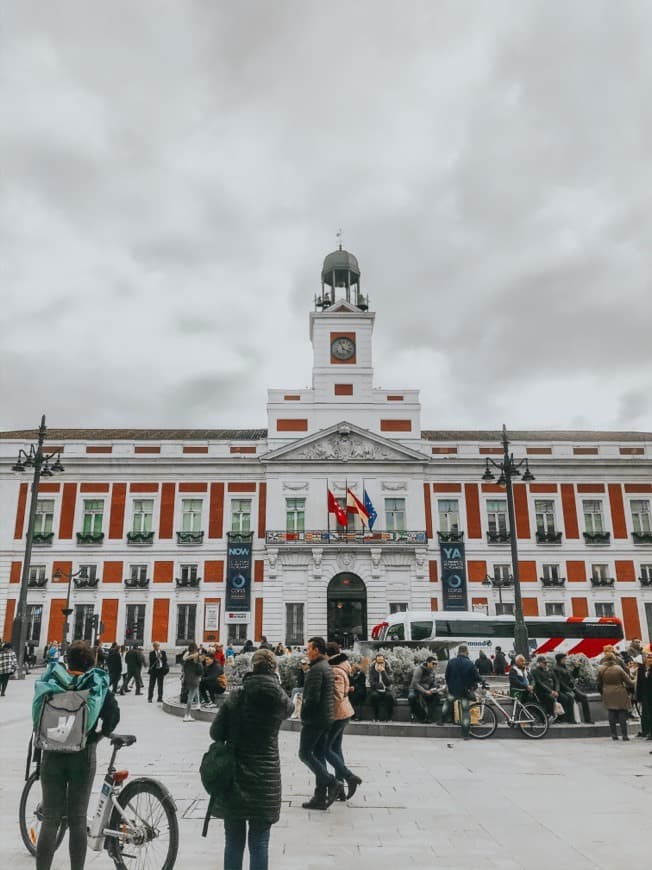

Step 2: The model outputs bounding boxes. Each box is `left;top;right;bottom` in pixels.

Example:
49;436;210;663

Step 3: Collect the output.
336;227;343;250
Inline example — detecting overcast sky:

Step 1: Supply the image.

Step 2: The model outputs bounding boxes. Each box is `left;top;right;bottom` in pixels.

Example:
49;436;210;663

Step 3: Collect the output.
1;2;651;434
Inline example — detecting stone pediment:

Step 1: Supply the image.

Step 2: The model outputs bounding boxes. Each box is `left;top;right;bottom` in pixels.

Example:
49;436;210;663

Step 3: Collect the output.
262;422;428;464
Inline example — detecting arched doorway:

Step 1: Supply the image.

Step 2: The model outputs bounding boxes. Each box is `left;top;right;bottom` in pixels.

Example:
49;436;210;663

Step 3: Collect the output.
327;573;367;646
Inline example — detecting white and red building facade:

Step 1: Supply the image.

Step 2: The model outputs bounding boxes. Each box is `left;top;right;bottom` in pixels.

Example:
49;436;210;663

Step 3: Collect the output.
1;249;652;650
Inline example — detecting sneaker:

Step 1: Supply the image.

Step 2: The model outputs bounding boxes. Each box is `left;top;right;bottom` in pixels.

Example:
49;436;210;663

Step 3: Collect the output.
325;780;345;808
183;714;194;722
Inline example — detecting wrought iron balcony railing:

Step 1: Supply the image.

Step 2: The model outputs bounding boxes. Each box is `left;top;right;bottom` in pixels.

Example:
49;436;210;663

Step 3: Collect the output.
32;532;54;546
583;531;611;545
124;577;150;588
536;531;563;545
265;529;427;545
176;576;201;588
127;531;155;546
437;530;465;543
639;576;652;586
74;576;100;588
590;576;615;587
540;576;566;587
28;577;48;588
486;530;511;545
76;532;104;545
176;531;204;546
633;532;652;545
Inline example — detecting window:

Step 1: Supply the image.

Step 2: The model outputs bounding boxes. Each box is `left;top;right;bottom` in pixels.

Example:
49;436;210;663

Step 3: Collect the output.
642;564;652;582
285;603;304;646
82;500;104;535
389;602;409;613
496;602;515;615
542;564;561;581
535;500;556;535
487;500;508;536
79;564;98;582
583;500;604;535
631;500;651;534
410;620;434;641
385;498;406;532
125;604;146;645
181;499;203;533
595;602;615;618
492;564;511;582
591;563;609;581
231;499;252;533
227;623;248;643
73;605;95;642
180;564;198;582
29;565;46;582
34;499;54;535
132;499;153;534
26;604;43;643
386;623;405;641
286;499;305;533
129;564;148;582
545;602;565;616
438;499;459;534
176;603;196;644
433;618;622;640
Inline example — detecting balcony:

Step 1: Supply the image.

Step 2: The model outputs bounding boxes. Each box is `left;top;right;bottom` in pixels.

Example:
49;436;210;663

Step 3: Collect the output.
74;576;100;589
540;576;566;587
437;530;465;543
176;576;201;588
590;576;615;587
176;531;204;546
639;576;652;587
265;530;427;546
536;530;563;545
633;532;652;545
127;531;155;546
28;577;48;588
76;532;104;546
32;532;54;546
124;577;150;589
583;531;611;545
486;530;511;545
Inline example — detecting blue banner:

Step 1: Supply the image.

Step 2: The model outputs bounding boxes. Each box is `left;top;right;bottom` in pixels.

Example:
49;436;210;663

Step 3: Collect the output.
440;541;468;611
226;532;253;611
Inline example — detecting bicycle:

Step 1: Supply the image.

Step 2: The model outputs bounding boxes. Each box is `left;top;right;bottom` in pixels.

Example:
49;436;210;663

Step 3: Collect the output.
467;686;549;739
19;733;179;869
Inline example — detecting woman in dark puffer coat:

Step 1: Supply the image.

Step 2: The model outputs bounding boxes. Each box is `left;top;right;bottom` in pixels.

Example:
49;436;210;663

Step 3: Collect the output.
209;648;293;870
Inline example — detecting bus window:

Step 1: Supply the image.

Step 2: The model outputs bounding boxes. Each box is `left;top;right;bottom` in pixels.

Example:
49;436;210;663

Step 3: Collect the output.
387;623;405;641
410;621;433;642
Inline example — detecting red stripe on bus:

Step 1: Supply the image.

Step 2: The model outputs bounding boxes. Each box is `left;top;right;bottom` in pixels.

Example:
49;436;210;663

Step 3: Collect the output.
568;637;621;657
535;638;563;654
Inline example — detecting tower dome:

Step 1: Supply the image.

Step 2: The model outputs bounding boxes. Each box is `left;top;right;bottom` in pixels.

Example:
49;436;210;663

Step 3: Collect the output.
317;244;367;310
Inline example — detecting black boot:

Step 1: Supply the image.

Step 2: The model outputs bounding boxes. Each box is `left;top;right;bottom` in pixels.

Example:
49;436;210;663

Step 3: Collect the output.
346;774;362;799
336;780;347;801
302;790;327;810
325;779;345;808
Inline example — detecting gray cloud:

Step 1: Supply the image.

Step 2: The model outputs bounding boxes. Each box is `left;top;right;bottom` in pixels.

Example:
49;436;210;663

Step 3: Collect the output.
1;1;652;432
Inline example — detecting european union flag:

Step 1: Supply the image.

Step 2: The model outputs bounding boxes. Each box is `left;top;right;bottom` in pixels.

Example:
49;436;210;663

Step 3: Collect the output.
363;489;377;530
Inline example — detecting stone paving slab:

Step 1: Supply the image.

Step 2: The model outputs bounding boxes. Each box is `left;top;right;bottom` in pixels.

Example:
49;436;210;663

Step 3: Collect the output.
0;676;649;870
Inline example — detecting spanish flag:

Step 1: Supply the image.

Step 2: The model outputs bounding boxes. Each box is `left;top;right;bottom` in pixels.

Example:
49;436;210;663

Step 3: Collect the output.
346;488;371;525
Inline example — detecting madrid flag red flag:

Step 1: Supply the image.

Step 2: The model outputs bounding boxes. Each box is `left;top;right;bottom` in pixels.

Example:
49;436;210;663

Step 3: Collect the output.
346;488;371;525
327;489;348;526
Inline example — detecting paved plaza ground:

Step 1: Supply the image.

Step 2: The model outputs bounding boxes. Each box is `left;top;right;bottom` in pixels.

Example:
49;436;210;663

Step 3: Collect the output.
0;674;649;870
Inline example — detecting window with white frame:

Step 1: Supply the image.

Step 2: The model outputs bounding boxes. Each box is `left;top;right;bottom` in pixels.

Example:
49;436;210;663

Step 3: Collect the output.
29;565;46;582
181;499;203;533
26;604;43;643
535;500;556;535
176;603;196;644
132;499;153;534
583;500;604;534
385;498;406;532
231;499;252;533
492;564;511;582
180;564;198;582
129;564;148;582
487;500;508;536
595;602;615;618
389;602;409;613
78;564;98;582
286;498;305;532
228;623;247;643
545;602;565;616
542;564;561;581
591;563;609;581
285;603;304;646
496;602;515;615
631;500;651;535
82;500;104;535
641;564;652;582
73;605;95;642
34;499;54;535
125;603;146;644
438;499;459;534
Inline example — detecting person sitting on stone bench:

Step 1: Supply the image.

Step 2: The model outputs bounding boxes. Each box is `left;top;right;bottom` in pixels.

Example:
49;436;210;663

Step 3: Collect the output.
368;654;394;722
553;653;591;724
200;651;226;707
408;656;442;723
508;654;535;702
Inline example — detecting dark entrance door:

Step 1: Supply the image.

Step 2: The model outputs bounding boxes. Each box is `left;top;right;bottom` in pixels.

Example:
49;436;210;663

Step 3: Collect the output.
327;573;367;647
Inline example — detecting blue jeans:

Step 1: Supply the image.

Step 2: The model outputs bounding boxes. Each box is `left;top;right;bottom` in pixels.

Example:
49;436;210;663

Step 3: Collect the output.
324;718;352;780
185;684;200;716
224;818;271;870
299;725;334;795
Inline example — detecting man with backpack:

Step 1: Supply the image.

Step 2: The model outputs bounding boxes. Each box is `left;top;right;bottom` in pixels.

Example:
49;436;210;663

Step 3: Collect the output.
32;639;120;870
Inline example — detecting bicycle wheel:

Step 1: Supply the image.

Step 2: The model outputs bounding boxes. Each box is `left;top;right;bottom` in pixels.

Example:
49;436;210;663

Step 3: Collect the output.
518;703;549;739
19;771;67;856
468;702;497;739
108;778;178;870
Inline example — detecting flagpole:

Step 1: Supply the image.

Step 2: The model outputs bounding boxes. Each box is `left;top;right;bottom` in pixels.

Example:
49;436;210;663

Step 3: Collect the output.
326;478;330;541
345;478;348;538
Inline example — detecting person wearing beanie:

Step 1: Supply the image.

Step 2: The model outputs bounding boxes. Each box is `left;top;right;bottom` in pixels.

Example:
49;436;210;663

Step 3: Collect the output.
324;643;362;800
209;647;293;870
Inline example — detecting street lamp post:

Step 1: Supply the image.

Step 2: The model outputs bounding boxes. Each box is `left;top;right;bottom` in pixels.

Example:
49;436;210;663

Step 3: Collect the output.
53;566;89;654
481;424;535;660
482;573;513;610
11;415;64;679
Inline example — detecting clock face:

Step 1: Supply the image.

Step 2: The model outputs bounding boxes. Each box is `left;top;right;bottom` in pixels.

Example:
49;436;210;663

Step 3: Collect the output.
331;336;355;360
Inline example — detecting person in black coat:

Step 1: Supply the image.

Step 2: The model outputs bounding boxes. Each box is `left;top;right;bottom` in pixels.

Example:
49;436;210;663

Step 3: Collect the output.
200;652;225;705
475;651;494;676
106;642;122;694
209;649;292;870
493;647;507;675
442;645;481;738
368;654;395;722
349;663;367;720
637;651;652;738
147;642;168;703
298;636;343;809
